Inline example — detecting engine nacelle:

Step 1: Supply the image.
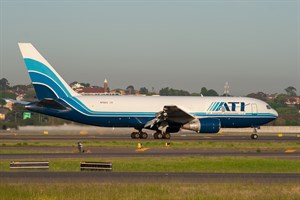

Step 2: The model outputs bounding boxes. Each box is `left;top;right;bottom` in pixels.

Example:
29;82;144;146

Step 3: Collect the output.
182;118;221;133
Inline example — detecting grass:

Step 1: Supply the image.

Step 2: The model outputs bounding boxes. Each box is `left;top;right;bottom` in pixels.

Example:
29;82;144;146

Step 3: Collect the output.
2;157;300;173
0;182;299;200
1;138;300;199
1;140;300;149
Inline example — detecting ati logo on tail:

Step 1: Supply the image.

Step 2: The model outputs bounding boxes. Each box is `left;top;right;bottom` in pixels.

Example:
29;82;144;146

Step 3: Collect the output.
207;102;245;112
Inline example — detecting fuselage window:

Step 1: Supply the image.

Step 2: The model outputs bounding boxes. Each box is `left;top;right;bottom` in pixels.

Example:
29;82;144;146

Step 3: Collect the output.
266;105;271;109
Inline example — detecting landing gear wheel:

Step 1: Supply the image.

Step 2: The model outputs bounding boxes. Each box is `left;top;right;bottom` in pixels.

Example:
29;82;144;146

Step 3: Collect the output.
140;132;148;139
163;133;171;139
154;132;163;139
131;132;140;139
157;132;163;139
131;132;136;139
251;133;258;140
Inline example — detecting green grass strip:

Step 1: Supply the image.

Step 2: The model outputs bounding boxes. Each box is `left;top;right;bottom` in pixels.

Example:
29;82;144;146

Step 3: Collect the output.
1;157;300;173
0;182;299;200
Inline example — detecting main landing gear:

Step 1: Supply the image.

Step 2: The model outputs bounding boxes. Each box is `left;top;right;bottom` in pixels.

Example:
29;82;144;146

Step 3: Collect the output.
250;127;259;140
131;130;171;139
153;131;171;139
131;131;148;139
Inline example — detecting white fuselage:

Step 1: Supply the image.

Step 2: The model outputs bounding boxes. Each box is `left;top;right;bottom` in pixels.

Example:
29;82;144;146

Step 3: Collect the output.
74;95;277;118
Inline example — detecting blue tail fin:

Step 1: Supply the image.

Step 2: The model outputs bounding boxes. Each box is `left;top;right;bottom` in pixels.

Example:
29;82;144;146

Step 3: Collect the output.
18;43;79;100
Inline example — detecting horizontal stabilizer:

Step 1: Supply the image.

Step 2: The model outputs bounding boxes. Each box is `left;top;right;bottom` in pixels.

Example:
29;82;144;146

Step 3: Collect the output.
4;98;30;105
33;98;69;110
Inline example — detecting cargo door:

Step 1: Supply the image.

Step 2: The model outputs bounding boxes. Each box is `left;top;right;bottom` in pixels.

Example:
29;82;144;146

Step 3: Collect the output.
251;103;257;115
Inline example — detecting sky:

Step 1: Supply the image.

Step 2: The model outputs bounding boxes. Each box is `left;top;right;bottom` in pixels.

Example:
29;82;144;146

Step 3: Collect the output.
0;0;299;96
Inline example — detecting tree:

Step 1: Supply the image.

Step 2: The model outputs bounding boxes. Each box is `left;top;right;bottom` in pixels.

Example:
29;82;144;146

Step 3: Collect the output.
126;85;135;95
200;87;208;96
206;89;219;96
0;91;17;106
139;87;149;95
246;92;268;101
69;81;79;87
23;88;37;101
191;92;201;96
80;82;90;87
0;98;6;106
285;86;297;96
159;87;169;96
159;87;190;96
200;87;218;96
273;94;288;107
0;91;16;99
11;84;28;91
0;78;10;90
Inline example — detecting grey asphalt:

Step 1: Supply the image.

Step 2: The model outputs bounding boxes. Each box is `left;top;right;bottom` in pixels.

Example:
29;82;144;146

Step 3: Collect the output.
1;134;300;141
1;132;300;159
1;172;300;183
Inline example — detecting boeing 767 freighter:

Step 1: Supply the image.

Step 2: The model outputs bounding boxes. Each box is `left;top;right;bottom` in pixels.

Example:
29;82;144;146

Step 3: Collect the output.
14;43;278;140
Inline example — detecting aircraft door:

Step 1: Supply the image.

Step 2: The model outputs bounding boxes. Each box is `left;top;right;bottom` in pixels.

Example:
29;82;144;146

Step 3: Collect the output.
251;103;257;115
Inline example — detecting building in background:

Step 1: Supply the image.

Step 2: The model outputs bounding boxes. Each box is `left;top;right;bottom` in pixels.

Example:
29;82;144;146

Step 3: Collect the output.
75;79;121;96
104;79;108;93
285;97;300;105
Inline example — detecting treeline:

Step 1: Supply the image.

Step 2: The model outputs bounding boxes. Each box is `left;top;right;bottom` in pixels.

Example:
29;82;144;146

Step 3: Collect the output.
0;78;299;127
247;87;300;126
158;87;218;96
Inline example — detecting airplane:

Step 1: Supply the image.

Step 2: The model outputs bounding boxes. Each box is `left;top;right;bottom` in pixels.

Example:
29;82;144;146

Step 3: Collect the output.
15;43;278;140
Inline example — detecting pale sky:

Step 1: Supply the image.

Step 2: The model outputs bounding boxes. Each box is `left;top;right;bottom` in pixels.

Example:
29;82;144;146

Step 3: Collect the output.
1;0;299;96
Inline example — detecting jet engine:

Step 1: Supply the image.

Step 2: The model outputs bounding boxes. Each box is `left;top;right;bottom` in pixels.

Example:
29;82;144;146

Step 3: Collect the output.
182;118;221;133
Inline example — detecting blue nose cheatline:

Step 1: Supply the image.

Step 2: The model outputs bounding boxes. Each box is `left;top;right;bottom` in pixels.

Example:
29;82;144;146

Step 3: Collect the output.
274;110;279;118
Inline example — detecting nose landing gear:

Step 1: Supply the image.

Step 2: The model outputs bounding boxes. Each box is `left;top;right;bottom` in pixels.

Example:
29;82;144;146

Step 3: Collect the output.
250;127;259;140
250;133;258;139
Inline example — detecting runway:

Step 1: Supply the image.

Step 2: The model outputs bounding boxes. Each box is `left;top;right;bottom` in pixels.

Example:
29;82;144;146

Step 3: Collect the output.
1;132;300;160
1;171;299;183
1;133;300;141
1;131;300;186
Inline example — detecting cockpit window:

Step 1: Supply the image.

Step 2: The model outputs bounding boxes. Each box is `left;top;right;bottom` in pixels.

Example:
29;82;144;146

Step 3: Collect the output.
266;105;271;109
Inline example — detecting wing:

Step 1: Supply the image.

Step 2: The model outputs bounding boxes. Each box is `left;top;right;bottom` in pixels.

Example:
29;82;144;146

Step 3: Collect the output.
144;105;196;130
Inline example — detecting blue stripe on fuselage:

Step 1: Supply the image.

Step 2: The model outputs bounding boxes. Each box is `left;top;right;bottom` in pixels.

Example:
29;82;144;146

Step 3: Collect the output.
27;104;277;128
